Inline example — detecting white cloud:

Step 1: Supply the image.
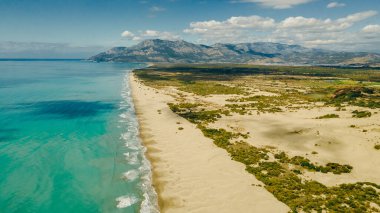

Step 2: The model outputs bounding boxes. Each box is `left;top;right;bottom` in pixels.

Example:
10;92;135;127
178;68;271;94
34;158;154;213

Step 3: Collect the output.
327;2;346;8
132;36;142;41
304;39;339;45
142;30;159;37
278;11;378;32
184;10;380;52
337;10;377;23
185;10;377;36
185;16;275;32
279;16;326;29
236;0;313;9
121;31;135;38
120;30;180;41
141;30;180;40
361;24;380;40
362;24;380;33
150;6;166;12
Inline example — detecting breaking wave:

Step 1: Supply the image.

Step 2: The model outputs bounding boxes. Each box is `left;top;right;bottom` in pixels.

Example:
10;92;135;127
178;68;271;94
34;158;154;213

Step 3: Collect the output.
118;70;159;213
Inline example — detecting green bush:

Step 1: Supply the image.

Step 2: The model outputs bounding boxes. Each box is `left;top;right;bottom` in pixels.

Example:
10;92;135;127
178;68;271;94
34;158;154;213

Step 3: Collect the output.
228;142;269;165
198;126;236;148
179;82;245;96
316;114;339;119
168;103;224;124
352;110;372;118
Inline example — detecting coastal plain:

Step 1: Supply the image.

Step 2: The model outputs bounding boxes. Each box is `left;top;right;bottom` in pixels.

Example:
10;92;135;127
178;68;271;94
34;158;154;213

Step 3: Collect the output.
131;64;380;212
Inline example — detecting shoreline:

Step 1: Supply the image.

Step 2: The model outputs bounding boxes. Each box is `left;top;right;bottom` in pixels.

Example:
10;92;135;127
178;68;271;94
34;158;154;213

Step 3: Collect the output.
121;71;159;212
129;72;169;210
129;71;290;212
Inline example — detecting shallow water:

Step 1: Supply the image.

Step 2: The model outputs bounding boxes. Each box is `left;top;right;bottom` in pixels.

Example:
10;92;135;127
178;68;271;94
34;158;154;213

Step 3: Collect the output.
0;60;157;212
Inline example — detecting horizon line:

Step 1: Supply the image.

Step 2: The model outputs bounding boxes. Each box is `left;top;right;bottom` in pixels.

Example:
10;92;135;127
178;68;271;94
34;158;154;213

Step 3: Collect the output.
0;58;85;61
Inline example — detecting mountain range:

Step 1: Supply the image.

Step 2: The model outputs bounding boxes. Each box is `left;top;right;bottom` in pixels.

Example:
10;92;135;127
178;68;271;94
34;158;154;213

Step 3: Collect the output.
89;39;380;66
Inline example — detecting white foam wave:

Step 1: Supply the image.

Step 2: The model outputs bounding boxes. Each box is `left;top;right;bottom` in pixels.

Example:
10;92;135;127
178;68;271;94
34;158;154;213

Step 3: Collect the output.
116;195;138;208
119;113;128;119
123;170;139;181
140;191;159;213
123;152;139;164
118;70;159;213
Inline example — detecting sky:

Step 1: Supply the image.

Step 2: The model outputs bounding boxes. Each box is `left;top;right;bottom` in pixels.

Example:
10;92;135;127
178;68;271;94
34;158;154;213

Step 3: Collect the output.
0;0;379;58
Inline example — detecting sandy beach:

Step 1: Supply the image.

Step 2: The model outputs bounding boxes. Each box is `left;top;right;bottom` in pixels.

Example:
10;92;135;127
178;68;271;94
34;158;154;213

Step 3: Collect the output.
130;73;290;213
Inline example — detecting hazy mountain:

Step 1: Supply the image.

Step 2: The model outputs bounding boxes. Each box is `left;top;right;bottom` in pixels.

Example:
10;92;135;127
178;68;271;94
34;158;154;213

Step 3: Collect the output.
89;39;380;66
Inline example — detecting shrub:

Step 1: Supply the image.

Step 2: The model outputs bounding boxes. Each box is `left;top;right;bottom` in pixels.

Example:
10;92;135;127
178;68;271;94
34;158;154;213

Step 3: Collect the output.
179;82;245;96
198;126;236;148
316;114;339;119
332;87;373;100
168;103;223;124
228;142;269;165
352;110;372;118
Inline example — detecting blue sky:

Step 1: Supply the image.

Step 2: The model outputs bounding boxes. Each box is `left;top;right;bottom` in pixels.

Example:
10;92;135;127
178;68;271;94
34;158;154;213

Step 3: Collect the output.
0;0;379;58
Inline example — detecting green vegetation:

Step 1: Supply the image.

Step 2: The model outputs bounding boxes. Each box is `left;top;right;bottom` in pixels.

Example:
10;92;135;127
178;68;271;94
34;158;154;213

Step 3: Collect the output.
134;69;246;95
333;87;374;101
135;65;380;111
225;102;282;114
352;110;372;118
166;99;378;212
178;127;184;130
164;101;368;212
225;95;285;113
195;125;376;212
247;165;380;212
316;114;340;119
198;126;236;148
226;93;312;107
139;64;380;82
228;141;269;164
327;86;380;109
354;100;380;109
274;152;352;174
168;102;229;124
179;81;245;96
197;126;250;148
375;144;380;150
167;102;201;111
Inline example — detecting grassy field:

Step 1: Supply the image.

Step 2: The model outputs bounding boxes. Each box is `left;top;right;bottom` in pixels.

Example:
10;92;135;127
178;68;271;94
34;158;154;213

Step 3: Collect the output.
136;64;380;111
137;64;380;82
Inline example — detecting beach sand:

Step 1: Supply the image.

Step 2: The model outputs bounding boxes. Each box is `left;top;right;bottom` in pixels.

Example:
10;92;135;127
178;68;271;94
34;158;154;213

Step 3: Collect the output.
130;73;290;213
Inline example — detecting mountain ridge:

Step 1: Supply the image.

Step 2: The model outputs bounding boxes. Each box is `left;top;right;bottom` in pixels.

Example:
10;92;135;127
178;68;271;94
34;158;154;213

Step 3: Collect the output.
89;39;380;66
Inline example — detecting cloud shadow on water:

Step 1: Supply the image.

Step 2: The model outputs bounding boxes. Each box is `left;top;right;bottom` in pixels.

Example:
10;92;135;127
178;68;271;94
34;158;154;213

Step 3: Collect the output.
20;100;116;119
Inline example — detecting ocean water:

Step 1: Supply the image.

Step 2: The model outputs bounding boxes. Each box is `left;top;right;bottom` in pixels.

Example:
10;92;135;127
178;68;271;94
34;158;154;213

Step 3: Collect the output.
0;60;158;213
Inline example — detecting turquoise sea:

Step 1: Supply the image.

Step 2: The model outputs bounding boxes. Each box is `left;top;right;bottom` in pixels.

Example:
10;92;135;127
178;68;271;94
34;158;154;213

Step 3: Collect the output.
0;60;158;213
